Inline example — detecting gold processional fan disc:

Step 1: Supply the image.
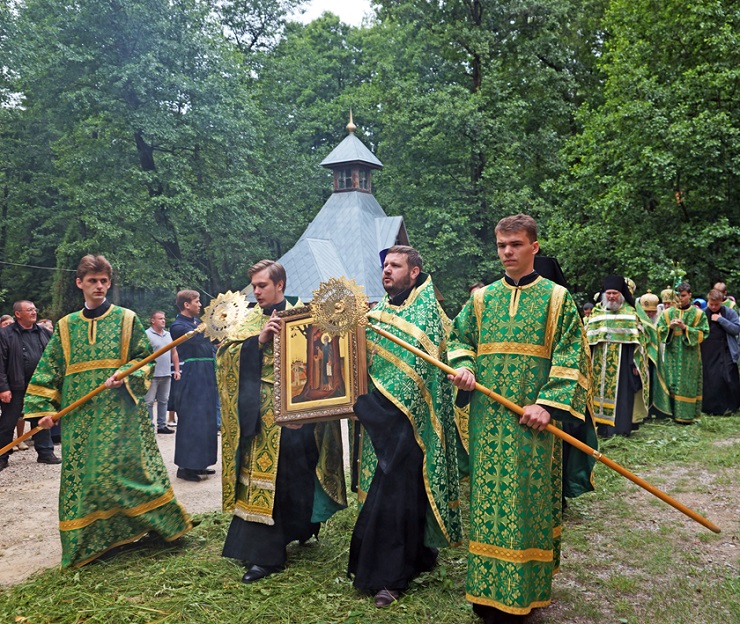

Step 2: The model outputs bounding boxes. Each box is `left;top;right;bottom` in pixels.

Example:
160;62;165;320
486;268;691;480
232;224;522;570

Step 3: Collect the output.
310;277;369;336
200;290;250;341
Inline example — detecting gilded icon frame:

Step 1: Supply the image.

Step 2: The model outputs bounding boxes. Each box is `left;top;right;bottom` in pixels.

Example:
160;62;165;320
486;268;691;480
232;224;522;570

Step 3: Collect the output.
273;306;366;424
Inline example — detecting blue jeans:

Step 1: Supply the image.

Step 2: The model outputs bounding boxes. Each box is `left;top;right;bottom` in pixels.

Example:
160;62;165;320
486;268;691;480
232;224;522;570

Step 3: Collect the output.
145;376;172;429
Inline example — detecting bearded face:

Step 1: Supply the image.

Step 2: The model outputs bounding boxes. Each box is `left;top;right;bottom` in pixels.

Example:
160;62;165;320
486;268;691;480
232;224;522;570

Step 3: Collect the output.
601;291;625;312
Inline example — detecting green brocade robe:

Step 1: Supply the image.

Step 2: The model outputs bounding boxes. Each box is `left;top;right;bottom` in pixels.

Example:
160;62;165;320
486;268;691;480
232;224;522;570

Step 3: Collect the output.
448;277;596;615
585;302;650;426
356;274;463;547
24;305;192;568
654;305;709;422
216;301;346;526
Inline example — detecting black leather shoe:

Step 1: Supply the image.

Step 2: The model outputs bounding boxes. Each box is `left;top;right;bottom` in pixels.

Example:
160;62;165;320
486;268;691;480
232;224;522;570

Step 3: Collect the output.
176;468;203;482
241;564;281;584
0;458;8;471
37;454;62;465
196;468;216;475
157;427;175;434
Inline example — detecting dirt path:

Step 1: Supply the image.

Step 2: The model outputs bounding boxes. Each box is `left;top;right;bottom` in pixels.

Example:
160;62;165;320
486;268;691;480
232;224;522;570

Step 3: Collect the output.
0;431;222;587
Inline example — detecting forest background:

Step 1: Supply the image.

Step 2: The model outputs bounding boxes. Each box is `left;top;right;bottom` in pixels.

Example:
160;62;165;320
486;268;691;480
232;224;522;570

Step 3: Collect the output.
1;0;738;318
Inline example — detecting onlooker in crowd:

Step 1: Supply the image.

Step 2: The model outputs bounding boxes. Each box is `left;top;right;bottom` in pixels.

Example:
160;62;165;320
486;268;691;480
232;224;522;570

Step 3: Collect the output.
37;319;54;332
169;290;218;482
654;282;709;423
582;301;594;318
0;300;61;471
468;282;485;295
700;290;740;415
714;281;737;310
586;276;650;437
28;254;191;567
0;315;14;328
217;260;346;584
449;214;596;623
145;311;180;434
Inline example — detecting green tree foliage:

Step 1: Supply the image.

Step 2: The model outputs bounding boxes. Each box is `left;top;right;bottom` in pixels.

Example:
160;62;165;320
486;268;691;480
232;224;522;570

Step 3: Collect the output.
358;0;608;310
551;0;740;299
2;0;284;315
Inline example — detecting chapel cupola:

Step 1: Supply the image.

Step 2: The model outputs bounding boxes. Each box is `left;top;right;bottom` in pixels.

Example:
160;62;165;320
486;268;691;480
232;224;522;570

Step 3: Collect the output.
320;111;383;193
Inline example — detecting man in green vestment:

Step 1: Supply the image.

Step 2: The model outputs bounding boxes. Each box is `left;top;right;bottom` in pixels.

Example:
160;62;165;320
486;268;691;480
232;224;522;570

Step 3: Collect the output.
27;255;192;568
585;275;650;437
348;245;462;608
216;260;346;584
654;282;709;422
449;214;597;624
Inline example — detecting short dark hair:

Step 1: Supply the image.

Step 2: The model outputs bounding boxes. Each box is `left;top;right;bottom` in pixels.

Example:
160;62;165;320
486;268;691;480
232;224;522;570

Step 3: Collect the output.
386;245;423;270
677;282;692;294
495;214;538;243
583;302;594;310
76;255;112;280
175;290;200;311
468;282;485;294
150;310;165;320
248;260;286;290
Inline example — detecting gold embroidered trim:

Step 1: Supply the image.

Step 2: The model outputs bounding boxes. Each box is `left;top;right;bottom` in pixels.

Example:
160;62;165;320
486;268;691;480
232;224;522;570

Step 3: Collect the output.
478;342;549;358
25;384;60;401
233;504;275;526
369;343;444;444
367;309;440;360
673;394;700;403
545;285;566;358
448;348;476;361
553;525;562;538
473;287;484;341
121;309;134;363
468;539;553;563
467;594;551;615
59;316;71;369
60;489;176;531
65;359;124;376
537;398;586;421
549;365;589;390
250;477;276;490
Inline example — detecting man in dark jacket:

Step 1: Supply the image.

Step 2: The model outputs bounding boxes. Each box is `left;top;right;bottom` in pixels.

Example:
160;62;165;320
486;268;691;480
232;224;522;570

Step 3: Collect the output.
0;300;61;470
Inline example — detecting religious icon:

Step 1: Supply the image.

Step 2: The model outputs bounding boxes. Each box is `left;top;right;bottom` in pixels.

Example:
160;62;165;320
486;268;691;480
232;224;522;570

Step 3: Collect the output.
273;306;366;424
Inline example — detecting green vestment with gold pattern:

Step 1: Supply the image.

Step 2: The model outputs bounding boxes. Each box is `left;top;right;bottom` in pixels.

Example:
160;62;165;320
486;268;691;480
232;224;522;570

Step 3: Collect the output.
654;305;708;422
24;305;192;568
448;277;596;616
585;302;650;427
356;274;463;547
216;301;346;527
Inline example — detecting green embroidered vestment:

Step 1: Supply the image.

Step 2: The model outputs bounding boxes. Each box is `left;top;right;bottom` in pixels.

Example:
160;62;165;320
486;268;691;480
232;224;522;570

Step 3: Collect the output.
585;302;650;426
358;275;463;548
216;301;346;526
24;306;192;568
448;277;596;616
654;305;708;422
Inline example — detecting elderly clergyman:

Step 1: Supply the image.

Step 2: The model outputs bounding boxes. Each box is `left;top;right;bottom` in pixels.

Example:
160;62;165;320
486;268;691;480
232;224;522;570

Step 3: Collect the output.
585;275;650;437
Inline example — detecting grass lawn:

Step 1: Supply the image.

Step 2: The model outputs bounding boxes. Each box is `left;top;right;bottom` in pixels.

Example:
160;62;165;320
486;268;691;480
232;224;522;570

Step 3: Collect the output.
1;414;738;623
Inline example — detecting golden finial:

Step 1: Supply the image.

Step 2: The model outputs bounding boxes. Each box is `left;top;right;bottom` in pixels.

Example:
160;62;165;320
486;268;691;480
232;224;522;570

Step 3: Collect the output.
346;109;357;134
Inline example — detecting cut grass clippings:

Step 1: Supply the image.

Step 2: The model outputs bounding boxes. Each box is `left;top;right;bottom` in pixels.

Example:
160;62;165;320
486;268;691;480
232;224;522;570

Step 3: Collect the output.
1;414;738;623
